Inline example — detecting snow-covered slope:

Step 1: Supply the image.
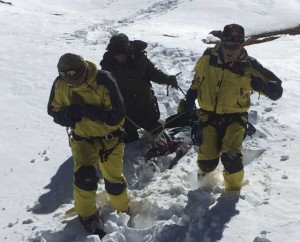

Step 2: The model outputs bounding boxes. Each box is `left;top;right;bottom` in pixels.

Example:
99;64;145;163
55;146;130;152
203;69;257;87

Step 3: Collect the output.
1;0;300;241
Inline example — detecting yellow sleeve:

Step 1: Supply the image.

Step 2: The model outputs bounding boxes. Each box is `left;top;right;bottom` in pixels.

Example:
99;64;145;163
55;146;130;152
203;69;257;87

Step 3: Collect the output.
190;57;205;90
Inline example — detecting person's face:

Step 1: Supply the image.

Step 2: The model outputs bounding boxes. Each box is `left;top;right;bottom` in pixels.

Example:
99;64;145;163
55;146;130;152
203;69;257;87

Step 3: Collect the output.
114;53;127;64
71;71;86;87
222;42;243;64
59;68;86;87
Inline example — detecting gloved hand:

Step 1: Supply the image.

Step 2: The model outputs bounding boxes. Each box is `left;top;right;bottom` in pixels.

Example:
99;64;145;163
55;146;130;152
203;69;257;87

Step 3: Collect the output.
168;75;179;89
251;75;283;101
250;75;267;92
71;92;84;105
185;89;197;115
65;104;83;125
82;104;102;121
264;81;283;101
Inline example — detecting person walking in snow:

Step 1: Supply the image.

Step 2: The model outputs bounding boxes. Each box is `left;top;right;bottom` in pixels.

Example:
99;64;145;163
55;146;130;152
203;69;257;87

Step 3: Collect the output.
100;33;179;143
184;24;283;191
47;53;130;237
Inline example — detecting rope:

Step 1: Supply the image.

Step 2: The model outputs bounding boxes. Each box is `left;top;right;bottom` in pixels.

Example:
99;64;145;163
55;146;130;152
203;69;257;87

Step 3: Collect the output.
125;115;141;129
148;111;187;134
125;116;154;141
125;111;188;142
247;56;261;99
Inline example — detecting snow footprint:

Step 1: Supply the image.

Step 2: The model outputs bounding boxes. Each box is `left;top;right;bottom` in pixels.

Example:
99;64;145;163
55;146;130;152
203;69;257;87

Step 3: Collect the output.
253;230;272;242
31;149;50;163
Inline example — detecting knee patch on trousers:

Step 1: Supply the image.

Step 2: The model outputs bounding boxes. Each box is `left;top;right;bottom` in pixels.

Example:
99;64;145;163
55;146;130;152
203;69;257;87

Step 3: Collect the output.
74;166;99;191
104;178;127;196
221;152;243;174
197;158;219;173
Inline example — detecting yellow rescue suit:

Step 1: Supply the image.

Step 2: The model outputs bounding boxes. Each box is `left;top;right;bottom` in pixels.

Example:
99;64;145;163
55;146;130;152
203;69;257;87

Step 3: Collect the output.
48;62;129;215
189;44;282;190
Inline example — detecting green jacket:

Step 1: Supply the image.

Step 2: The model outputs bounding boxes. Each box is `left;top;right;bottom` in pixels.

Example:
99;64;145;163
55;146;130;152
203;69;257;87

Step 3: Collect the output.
100;40;171;118
190;44;282;114
47;61;125;138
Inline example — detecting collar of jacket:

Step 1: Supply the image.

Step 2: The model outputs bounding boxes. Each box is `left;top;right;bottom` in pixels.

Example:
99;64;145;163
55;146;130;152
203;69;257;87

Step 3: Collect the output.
103;50;137;67
208;44;249;75
70;61;98;90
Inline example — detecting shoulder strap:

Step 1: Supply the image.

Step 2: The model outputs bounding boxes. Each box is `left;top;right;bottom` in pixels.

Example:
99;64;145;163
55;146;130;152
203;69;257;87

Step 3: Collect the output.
96;70;126;117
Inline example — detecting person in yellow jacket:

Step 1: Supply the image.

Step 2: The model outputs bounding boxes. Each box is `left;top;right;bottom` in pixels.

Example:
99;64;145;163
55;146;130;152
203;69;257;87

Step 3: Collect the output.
185;24;283;191
47;53;130;237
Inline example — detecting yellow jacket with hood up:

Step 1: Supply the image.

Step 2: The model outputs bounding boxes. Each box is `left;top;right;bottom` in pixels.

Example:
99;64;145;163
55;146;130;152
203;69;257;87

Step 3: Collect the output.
47;61;125;138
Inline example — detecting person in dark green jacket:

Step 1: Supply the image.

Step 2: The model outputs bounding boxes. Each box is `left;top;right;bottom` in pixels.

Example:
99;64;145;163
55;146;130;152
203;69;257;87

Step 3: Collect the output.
100;33;178;143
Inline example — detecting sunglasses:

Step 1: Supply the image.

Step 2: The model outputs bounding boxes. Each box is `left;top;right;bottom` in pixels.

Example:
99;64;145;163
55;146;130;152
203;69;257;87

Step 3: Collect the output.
222;43;242;50
58;68;84;81
221;36;244;43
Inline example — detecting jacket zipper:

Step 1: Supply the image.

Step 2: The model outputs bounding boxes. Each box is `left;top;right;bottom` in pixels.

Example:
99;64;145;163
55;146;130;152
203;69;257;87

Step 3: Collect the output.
213;70;224;113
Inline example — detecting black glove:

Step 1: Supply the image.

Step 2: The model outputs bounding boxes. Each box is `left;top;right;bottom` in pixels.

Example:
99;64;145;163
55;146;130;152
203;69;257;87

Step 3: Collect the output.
250;75;267;92
185;89;197;114
168;75;178;89
53;104;83;128
251;76;283;101
65;104;83;125
83;104;102;121
264;81;283;101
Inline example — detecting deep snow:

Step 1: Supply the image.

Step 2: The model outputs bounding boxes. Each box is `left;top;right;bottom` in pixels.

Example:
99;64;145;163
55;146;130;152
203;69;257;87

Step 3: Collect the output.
1;0;300;242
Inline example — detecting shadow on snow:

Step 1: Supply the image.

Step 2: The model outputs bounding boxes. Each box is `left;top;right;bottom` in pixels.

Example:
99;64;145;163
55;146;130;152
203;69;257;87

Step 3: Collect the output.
28;137;149;215
28;157;74;214
31;216;86;242
29;129;244;241
154;189;240;242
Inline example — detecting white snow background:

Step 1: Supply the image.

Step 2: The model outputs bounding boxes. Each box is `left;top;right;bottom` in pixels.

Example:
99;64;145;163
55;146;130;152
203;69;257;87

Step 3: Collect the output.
1;0;300;241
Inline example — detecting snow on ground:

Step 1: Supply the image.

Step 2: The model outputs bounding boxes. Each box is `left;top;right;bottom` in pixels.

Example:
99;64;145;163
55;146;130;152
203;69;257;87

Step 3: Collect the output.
1;0;300;241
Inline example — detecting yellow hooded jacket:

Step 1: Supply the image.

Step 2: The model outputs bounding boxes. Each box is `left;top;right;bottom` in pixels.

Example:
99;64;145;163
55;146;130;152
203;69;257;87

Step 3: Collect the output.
47;61;125;138
190;44;282;114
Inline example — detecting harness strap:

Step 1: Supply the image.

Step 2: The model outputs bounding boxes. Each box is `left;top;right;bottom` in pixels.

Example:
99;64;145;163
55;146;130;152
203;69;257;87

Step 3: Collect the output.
71;129;124;162
72;129;124;142
98;136;122;162
200;109;248;140
66;127;73;147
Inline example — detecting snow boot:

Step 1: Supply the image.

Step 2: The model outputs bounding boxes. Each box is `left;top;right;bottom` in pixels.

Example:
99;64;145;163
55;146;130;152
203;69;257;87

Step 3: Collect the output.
223;170;244;191
79;211;106;239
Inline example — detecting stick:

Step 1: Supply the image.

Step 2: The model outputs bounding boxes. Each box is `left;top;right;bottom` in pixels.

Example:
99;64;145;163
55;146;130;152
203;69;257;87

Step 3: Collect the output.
0;0;13;5
203;24;300;46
